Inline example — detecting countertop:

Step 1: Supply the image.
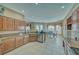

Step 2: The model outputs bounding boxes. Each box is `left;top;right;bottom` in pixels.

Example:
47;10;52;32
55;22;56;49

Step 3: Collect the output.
69;40;79;49
0;33;29;44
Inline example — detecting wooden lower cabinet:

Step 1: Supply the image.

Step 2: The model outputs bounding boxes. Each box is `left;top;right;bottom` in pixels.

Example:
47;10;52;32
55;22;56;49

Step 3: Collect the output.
23;35;29;44
0;36;26;55
15;36;24;48
0;37;15;54
29;34;38;42
0;34;37;54
0;43;4;55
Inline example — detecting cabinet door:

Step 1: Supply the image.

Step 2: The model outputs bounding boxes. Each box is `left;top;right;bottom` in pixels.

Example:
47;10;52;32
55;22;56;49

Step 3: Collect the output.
67;17;72;25
1;16;14;31
0;43;4;55
29;35;38;42
14;19;16;31
21;21;25;26
12;19;15;31
14;20;19;31
7;17;11;31
3;16;8;31
23;36;29;44
8;18;11;31
14;20;25;31
8;18;15;31
6;17;14;31
0;16;3;31
0;44;2;54
15;36;24;48
2;37;15;54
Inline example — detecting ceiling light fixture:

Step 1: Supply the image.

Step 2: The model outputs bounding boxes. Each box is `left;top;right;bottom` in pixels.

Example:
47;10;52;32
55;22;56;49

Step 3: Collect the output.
61;6;64;8
35;3;38;5
22;10;24;12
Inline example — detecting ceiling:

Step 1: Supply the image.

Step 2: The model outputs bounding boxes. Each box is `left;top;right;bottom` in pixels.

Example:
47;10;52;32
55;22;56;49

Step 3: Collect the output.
0;3;75;22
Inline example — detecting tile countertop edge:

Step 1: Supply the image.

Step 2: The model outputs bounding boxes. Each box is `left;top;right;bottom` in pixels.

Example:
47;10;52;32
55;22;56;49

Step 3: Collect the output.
0;34;29;44
0;31;25;35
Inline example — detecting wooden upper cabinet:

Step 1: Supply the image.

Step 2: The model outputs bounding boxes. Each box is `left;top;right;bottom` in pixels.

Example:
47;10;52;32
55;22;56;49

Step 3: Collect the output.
11;18;15;31
2;16;8;31
0;16;15;31
5;17;15;31
6;17;12;31
14;20;26;31
67;17;72;25
0;16;3;31
14;20;20;31
14;20;17;31
22;21;26;26
20;21;26;31
3;17;8;31
0;16;27;31
8;18;15;31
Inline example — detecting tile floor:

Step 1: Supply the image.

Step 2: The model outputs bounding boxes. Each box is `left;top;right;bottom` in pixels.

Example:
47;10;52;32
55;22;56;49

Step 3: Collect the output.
5;35;65;55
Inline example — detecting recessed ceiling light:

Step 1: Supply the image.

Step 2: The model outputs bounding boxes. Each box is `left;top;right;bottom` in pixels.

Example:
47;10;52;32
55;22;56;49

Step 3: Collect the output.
61;6;64;8
22;10;24;12
35;3;38;5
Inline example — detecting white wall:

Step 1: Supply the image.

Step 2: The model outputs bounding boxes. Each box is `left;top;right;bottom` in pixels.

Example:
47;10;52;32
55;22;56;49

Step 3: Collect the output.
3;8;24;20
